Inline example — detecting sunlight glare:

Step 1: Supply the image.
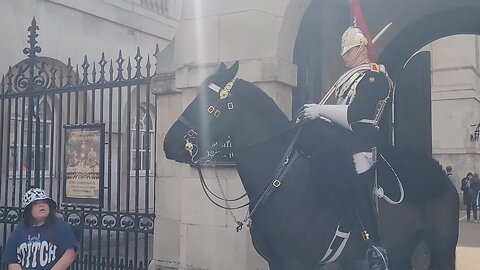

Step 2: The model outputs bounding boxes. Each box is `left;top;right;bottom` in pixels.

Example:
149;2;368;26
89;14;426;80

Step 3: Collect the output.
193;1;211;153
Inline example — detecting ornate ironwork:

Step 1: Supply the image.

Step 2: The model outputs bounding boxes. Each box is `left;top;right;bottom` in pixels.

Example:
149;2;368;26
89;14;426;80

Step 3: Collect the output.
0;207;22;224
1;25;152;99
0;18;157;270
58;209;154;234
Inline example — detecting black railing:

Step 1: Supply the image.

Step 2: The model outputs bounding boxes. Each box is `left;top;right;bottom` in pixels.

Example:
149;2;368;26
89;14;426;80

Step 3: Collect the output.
0;18;157;270
70;255;149;270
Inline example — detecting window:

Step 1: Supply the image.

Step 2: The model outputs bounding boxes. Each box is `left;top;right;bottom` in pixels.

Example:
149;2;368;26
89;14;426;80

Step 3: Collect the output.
9;96;52;175
130;106;154;173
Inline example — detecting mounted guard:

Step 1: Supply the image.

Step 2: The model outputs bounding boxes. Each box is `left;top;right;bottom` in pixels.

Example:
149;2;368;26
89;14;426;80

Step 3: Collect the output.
300;19;394;270
164;58;458;270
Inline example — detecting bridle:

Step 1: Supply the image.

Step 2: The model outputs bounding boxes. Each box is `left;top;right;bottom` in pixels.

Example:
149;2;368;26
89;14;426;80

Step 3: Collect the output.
177;77;304;231
179;77;237;164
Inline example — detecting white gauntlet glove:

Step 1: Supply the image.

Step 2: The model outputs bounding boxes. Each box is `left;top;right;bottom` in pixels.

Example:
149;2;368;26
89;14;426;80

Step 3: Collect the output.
300;104;352;130
302;104;322;120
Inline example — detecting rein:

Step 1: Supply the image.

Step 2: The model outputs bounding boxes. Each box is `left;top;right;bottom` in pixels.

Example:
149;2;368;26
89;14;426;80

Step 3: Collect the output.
179;115;303;159
196;167;249;208
180;112;305;231
193;125;304;232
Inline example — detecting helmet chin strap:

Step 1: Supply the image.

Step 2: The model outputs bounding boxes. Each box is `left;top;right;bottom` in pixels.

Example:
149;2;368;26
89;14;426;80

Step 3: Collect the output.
346;45;368;68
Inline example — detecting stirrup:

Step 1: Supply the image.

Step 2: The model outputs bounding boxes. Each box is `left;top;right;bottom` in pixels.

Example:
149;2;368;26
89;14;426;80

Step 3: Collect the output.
366;245;388;270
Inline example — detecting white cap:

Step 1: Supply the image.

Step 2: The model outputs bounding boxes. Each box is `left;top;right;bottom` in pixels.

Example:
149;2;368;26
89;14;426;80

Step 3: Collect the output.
22;187;57;208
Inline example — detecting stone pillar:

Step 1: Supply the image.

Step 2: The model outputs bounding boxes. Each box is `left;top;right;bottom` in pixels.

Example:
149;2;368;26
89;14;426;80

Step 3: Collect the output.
150;1;300;269
429;35;480;190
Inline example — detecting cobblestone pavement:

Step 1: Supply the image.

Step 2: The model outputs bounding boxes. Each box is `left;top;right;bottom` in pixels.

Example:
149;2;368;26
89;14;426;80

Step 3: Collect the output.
457;210;480;270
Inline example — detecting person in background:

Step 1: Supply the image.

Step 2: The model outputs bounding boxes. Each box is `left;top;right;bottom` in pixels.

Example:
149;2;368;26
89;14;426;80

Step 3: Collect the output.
445;165;455;187
1;187;78;269
471;173;480;222
461;172;474;221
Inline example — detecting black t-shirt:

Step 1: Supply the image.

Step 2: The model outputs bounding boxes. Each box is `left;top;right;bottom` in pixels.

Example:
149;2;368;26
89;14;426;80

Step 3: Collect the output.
2;218;78;269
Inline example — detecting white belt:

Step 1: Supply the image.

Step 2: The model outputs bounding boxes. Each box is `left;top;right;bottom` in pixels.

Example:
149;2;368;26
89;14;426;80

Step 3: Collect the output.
358;119;376;125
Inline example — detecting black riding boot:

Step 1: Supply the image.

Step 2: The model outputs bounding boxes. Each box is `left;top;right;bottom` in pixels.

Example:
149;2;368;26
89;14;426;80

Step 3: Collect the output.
353;171;388;270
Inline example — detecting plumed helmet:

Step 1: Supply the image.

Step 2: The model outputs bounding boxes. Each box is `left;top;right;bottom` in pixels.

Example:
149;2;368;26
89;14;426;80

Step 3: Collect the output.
22;187;57;209
341;20;368;56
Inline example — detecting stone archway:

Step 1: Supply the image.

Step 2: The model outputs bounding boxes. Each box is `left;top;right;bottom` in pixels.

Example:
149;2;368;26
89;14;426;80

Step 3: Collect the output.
292;0;480;100
378;6;480;77
290;0;480;165
292;0;480;133
276;0;312;62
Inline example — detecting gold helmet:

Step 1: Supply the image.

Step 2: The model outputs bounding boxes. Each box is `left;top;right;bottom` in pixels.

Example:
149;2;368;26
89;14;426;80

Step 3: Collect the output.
341;20;368;56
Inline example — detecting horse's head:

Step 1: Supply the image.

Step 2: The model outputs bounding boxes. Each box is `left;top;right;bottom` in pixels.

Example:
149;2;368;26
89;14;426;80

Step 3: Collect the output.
164;61;239;164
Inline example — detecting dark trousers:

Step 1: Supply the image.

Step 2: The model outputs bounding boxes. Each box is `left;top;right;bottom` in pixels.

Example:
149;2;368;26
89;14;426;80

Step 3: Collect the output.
466;200;472;220
469;201;478;221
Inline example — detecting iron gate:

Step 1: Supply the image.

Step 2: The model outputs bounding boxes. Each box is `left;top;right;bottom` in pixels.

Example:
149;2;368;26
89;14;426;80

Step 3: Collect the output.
0;19;156;269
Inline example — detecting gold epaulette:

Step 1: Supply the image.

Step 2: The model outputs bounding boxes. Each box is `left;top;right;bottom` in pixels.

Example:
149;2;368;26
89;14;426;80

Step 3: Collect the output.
370;63;380;73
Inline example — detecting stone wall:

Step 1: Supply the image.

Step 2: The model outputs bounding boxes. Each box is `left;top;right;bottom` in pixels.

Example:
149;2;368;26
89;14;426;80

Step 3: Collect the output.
428;35;480;190
0;0;177;73
150;0;302;269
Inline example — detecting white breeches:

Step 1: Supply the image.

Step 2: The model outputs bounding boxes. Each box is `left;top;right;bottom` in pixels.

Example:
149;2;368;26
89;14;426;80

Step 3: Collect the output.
353;152;375;174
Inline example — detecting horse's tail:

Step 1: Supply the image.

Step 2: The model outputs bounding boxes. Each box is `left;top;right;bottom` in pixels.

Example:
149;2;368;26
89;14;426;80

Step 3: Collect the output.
377;144;451;203
422;183;458;269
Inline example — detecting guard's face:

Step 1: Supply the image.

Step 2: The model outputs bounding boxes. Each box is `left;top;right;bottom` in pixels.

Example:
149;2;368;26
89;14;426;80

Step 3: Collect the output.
342;46;359;67
31;200;50;222
342;46;368;68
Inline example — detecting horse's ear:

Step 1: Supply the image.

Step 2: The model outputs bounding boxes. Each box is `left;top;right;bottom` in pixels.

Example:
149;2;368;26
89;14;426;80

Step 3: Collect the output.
218;62;227;73
227;61;239;77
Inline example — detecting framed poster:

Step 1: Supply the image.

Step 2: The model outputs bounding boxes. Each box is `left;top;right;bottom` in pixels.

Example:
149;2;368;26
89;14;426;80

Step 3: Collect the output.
63;123;105;207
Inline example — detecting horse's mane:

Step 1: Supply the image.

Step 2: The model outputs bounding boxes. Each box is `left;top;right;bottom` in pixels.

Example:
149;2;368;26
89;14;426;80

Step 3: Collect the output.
235;79;290;130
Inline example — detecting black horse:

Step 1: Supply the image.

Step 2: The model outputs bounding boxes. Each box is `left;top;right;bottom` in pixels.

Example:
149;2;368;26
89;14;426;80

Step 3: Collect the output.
163;62;458;270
